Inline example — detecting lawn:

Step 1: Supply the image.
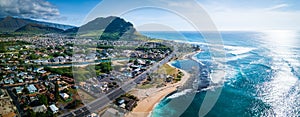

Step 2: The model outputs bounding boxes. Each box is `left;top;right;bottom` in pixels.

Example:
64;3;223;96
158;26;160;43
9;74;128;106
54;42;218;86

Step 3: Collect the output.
156;63;178;77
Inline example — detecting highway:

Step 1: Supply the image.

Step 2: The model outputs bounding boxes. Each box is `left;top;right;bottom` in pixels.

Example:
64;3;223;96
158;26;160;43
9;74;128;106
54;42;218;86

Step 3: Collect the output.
60;45;177;117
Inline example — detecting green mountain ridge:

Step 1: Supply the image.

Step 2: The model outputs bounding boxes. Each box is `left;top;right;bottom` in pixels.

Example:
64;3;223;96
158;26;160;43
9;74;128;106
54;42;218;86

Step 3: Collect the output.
1;16;149;41
0;16;75;33
63;16;143;40
14;23;64;34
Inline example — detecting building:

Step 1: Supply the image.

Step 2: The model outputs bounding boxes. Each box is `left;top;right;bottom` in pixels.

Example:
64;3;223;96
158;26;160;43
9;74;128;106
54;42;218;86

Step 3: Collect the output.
14;87;23;94
32;105;47;113
49;104;59;113
33;67;44;73
126;100;137;111
27;84;37;93
60;93;70;100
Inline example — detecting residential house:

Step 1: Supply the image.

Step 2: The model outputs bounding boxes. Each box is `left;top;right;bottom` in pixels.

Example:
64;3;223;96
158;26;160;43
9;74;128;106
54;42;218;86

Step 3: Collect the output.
15;87;23;94
49;104;59;113
34;67;44;73
27;84;37;94
60;93;70;100
32;105;47;113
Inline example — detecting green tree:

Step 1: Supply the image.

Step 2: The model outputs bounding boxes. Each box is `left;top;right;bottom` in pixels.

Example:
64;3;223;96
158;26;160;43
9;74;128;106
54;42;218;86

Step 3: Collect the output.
96;62;112;73
134;59;139;65
55;81;59;101
39;95;48;106
27;109;37;117
23;87;29;94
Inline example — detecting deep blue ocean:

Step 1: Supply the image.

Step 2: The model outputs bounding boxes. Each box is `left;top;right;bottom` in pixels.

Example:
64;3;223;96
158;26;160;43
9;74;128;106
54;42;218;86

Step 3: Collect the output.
141;31;300;117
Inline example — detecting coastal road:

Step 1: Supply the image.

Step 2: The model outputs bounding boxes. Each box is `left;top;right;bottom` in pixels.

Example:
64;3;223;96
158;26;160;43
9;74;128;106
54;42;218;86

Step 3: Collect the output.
59;45;177;117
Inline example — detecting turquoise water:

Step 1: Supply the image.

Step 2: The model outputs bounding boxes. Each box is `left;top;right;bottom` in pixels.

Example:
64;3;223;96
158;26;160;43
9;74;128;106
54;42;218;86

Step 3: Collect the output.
141;31;300;117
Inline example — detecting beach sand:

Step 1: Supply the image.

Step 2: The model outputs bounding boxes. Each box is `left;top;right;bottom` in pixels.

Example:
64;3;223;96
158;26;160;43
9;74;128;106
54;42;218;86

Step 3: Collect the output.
126;70;190;117
125;51;198;117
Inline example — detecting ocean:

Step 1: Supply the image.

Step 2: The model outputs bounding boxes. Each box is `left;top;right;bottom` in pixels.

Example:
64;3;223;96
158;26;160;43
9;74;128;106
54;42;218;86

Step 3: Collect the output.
141;31;300;117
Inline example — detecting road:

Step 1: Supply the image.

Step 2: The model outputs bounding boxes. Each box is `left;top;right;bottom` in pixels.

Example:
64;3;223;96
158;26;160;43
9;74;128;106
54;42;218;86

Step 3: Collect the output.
59;45;177;117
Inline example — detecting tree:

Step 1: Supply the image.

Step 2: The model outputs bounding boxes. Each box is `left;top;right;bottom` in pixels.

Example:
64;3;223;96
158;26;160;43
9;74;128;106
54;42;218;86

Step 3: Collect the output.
96;62;112;73
146;60;151;65
55;81;59;101
39;95;48;106
27;109;37;117
134;59;139;65
28;54;39;59
12;88;17;95
23;87;29;94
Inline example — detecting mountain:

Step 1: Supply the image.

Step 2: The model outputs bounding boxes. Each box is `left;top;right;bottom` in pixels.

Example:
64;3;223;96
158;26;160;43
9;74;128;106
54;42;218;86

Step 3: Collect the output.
79;16;117;33
0;16;29;32
0;16;147;40
99;17;135;40
15;23;64;34
74;16;138;40
0;16;75;33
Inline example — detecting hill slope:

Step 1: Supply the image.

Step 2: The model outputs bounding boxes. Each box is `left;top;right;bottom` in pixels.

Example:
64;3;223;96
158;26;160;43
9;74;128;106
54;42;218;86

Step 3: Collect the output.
74;16;141;40
0;16;75;33
15;23;64;34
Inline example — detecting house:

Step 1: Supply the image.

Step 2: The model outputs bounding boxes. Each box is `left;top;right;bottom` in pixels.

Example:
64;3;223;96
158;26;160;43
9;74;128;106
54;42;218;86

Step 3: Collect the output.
27;84;37;93
18;79;24;83
46;93;55;101
15;87;23;94
32;105;47;113
4;79;14;84
60;93;70;100
4;66;10;70
61;76;74;83
37;70;47;74
24;75;34;80
126;100;137;111
34;67;44;72
34;84;46;92
49;104;59;113
117;99;125;105
17;72;27;77
87;113;99;117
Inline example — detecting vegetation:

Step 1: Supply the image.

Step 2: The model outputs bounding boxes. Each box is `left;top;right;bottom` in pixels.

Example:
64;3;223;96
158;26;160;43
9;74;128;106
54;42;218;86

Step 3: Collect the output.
38;95;49;106
157;64;178;76
15;23;64;34
25;109;54;117
0;41;31;53
100;17;133;40
64;100;83;109
95;62;113;73
55;81;59;101
44;67;73;77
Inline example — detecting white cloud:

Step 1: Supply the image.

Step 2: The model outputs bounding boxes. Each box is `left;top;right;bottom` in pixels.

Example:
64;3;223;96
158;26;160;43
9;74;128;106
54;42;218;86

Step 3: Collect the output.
84;0;300;31
0;0;60;20
265;4;289;11
200;2;300;30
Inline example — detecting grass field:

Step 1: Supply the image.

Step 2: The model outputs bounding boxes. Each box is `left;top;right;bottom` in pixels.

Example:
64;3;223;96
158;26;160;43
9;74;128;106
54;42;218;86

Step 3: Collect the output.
156;63;178;77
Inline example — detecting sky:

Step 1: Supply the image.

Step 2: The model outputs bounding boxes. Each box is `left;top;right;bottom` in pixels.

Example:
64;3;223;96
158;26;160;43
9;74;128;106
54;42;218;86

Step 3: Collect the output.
0;0;300;31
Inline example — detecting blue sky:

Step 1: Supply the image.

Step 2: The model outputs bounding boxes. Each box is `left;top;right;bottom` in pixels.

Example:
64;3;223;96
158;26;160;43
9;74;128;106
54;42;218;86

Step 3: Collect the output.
47;0;100;25
1;0;300;30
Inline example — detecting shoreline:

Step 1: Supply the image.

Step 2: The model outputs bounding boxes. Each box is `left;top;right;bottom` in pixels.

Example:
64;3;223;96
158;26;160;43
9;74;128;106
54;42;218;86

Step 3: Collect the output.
125;51;200;117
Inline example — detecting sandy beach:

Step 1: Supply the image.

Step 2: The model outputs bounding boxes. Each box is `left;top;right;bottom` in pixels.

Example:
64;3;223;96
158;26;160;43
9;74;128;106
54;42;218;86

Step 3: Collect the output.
125;51;198;117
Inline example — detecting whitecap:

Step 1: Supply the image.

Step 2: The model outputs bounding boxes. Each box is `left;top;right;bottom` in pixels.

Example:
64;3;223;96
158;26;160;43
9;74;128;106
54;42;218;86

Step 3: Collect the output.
166;89;193;99
225;45;256;55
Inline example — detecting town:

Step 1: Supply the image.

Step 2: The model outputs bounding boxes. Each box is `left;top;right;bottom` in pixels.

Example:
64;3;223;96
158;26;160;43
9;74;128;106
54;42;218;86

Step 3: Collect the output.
0;34;190;117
